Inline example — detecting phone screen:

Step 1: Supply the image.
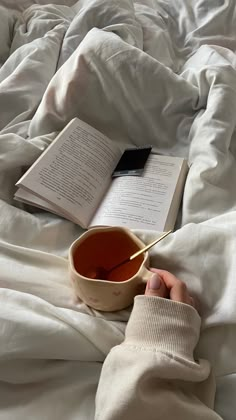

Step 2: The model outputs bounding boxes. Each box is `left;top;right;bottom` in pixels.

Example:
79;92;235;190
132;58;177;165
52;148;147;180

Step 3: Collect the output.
112;146;152;177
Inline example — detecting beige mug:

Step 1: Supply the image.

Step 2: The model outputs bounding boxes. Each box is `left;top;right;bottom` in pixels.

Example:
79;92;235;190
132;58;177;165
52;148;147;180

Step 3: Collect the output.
68;226;153;311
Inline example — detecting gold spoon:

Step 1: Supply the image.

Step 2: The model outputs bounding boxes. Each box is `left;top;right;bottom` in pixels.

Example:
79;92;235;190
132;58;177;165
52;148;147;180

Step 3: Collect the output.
86;229;172;280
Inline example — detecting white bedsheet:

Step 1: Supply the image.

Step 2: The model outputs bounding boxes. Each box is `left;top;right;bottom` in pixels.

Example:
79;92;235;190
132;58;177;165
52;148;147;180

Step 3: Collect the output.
1;1;236;419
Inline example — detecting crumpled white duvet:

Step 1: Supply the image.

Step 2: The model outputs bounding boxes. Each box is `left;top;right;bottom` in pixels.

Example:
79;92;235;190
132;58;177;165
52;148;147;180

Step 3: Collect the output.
1;0;236;419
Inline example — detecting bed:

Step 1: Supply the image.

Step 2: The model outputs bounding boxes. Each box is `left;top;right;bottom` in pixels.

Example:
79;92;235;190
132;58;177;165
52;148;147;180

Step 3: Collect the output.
0;0;236;419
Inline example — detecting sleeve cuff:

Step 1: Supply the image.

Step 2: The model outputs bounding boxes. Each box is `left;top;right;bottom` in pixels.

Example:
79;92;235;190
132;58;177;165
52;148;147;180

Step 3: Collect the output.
124;296;201;361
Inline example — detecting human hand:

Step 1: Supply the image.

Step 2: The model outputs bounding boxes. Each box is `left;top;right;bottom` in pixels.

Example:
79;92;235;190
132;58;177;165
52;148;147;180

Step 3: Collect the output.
145;268;195;308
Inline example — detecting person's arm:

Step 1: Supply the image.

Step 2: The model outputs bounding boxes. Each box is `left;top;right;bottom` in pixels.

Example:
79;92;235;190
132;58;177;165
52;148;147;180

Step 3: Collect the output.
95;270;222;420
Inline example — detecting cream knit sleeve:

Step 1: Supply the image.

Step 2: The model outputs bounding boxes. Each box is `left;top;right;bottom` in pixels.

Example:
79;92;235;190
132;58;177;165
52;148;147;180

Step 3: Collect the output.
95;296;222;420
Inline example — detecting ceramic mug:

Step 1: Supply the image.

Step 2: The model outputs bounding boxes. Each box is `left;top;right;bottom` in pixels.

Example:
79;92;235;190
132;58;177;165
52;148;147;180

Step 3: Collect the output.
68;226;153;311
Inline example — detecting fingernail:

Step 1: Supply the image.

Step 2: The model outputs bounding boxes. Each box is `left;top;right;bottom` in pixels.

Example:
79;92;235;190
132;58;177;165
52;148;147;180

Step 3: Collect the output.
148;273;161;290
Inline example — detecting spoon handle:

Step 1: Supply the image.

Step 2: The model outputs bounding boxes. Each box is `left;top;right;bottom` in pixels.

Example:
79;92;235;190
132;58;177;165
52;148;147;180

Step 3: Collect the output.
107;229;173;274
130;229;172;261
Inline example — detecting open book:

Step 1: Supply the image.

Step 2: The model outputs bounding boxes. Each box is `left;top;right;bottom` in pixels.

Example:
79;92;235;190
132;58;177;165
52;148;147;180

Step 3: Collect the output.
15;118;188;231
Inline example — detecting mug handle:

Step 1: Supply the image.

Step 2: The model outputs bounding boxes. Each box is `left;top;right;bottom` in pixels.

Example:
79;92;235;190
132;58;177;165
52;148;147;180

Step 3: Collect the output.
140;266;153;285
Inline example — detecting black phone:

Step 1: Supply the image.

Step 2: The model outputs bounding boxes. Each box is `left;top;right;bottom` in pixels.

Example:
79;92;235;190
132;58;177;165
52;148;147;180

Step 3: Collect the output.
112;146;152;177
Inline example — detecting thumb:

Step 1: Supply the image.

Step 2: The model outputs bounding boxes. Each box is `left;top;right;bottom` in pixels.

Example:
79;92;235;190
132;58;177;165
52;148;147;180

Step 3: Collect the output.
145;273;168;298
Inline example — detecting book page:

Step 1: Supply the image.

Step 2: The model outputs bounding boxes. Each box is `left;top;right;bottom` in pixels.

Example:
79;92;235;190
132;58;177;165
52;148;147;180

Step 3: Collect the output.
16;119;121;227
14;188;83;224
90;155;185;231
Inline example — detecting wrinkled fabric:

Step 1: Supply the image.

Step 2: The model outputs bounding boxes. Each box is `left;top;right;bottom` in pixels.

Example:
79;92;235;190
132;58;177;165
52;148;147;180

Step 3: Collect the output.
1;1;236;419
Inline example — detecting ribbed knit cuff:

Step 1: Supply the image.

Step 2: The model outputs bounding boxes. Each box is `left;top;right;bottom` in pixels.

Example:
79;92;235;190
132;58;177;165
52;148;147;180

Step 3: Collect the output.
124;296;201;361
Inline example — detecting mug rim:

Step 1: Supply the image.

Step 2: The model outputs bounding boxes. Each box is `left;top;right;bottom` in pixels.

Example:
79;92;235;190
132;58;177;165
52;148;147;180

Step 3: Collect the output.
68;226;149;284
